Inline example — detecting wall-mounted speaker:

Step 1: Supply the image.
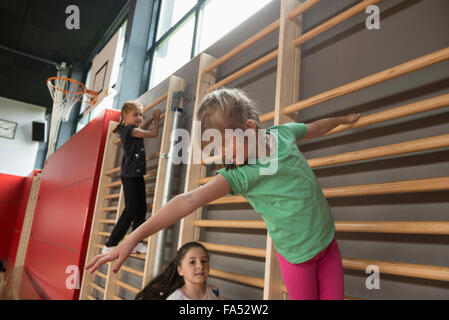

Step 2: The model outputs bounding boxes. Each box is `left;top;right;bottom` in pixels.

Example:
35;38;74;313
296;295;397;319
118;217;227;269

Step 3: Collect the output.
32;121;46;142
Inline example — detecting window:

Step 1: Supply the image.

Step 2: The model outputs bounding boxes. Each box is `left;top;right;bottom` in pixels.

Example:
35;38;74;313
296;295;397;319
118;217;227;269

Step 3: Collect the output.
196;0;273;53
156;0;197;40
150;16;195;88
146;0;274;90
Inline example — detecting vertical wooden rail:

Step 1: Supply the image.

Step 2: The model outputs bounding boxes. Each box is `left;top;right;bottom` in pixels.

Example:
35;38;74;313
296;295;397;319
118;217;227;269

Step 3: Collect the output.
143;75;186;284
103;186;126;299
263;0;303;300
14;172;42;268
178;54;218;247
80;121;120;299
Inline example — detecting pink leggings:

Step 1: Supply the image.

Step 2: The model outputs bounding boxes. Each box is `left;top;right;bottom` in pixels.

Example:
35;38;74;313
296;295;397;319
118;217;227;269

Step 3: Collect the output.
277;237;344;300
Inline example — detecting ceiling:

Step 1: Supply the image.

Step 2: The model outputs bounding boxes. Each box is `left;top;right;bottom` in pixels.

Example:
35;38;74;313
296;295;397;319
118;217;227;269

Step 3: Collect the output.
0;0;128;114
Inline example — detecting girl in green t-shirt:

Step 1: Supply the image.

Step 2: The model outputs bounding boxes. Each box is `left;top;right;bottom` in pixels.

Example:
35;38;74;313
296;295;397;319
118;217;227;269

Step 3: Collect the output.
86;88;360;300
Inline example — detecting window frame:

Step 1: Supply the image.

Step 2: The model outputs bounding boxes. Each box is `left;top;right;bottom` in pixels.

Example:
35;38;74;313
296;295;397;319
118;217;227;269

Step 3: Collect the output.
144;0;208;90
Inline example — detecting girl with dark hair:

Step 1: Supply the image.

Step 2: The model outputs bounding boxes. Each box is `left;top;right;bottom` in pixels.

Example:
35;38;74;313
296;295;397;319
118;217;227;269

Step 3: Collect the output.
135;242;219;300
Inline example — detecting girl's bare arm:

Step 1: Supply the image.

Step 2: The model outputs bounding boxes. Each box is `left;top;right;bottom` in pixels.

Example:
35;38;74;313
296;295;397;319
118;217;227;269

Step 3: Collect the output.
85;174;231;273
305;113;360;139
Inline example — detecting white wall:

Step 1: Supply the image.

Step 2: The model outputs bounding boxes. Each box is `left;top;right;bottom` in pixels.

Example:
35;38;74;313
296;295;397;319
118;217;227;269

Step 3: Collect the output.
0;96;46;176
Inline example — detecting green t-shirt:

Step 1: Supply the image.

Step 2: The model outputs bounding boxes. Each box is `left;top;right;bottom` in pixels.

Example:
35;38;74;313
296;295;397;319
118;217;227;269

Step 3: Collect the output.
217;123;335;264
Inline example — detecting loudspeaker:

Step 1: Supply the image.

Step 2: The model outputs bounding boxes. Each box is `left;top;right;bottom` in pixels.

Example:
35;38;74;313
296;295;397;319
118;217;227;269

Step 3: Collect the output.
32;121;46;142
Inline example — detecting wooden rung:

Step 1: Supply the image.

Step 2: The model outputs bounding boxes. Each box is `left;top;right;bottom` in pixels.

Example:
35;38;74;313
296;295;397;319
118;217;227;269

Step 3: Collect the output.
207;177;449;204
196;220;449;235
209;268;264;288
102;206;118;212
147;152;161;161
288;0;322;20
335;221;449;235
260;111;274;123
344;296;363;300
199;241;266;258
130;253;146;260
198;177;213;185
201;133;449;168
143;170;158;179
97;231;111;237
99;219;116;225
89;282;105;293
105;167;121;176
87;295;96;300
204;20;280;73
115;279;141;294
342;258;449;282
220;94;449;154
113;295;123;300
121;265;144;277
323;177;449;198
293;0;381;47
106;181;121;188
146;187;156;194
319;93;449;138
283;46;449;115
308;134;449;169
143;93;169;113
194;220;266;230
94;271;107;279
209;50;278;91
104;193;120;200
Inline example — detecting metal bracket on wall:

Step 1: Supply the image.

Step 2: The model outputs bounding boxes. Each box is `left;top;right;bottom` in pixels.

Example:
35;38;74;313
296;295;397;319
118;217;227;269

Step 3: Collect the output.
171;90;192;111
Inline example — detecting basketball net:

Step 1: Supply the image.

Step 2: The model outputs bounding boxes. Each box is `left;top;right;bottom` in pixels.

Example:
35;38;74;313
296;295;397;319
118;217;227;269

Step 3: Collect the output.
46;63;70;158
45;62;98;158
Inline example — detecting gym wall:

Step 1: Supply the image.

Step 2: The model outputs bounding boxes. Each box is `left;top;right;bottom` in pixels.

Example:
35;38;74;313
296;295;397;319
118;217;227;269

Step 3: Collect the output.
143;0;448;299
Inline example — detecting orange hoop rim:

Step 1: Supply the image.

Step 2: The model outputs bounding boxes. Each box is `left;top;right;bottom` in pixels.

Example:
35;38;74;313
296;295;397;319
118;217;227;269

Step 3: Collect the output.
46;76;98;103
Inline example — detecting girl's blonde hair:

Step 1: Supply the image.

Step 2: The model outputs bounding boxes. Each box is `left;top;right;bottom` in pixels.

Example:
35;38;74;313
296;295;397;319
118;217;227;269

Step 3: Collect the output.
135;242;209;300
113;101;144;134
197;88;260;170
197;88;260;134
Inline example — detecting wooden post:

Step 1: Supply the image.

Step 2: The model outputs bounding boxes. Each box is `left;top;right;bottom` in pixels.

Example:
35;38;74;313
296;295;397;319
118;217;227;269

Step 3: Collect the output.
143;75;185;284
14;172;42;268
177;53;217;248
264;0;302;300
80;121;120;299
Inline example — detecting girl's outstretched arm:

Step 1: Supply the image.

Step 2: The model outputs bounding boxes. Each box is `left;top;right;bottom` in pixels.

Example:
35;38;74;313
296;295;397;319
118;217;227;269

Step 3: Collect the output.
304;113;361;139
85;174;231;273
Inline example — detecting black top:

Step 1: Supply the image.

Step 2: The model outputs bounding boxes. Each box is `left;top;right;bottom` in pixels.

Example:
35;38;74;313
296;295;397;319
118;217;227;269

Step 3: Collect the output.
119;125;146;177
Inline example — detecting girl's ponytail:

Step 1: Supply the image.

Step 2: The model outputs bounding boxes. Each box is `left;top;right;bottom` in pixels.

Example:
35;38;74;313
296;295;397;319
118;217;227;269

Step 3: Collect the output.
135;259;184;300
112;119;125;134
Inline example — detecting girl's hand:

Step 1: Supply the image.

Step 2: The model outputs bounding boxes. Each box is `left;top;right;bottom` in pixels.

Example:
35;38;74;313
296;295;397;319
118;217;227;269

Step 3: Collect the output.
85;240;135;274
152;109;160;119
343;113;361;124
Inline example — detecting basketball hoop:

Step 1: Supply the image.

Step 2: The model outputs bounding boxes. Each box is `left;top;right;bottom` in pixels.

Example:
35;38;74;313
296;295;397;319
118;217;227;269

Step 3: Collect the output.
46;76;99;122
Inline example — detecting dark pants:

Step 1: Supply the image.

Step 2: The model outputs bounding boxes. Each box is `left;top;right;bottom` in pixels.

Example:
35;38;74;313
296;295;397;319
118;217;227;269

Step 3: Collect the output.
105;176;147;247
